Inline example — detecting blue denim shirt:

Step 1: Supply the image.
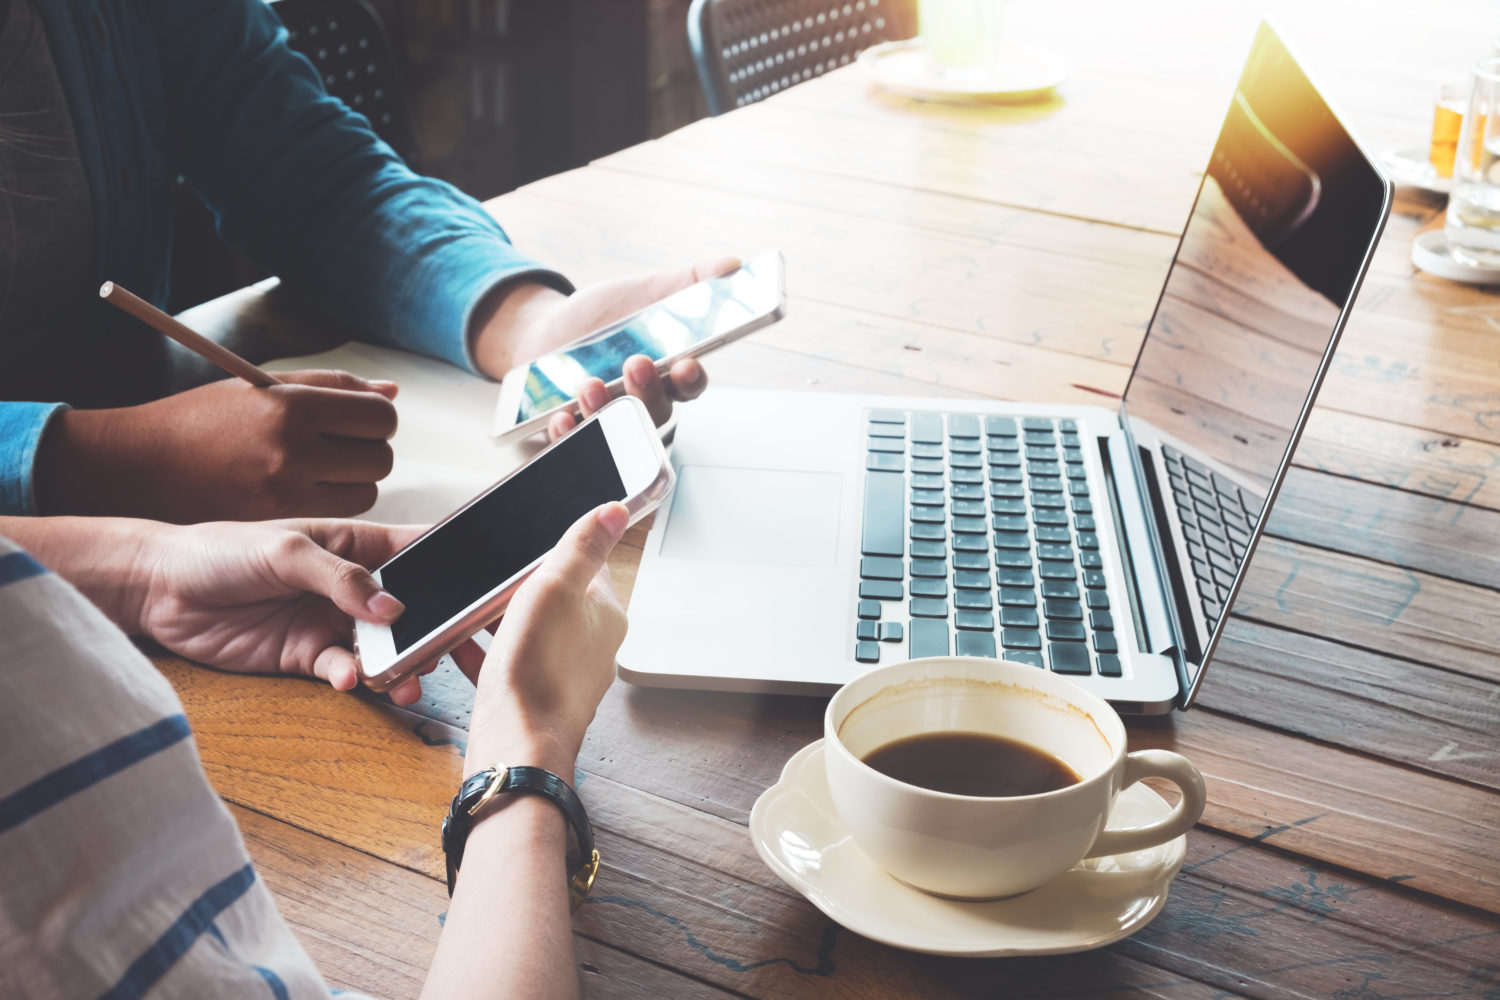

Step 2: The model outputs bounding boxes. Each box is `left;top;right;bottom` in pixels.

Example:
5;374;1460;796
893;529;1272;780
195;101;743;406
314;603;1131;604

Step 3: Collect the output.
0;0;569;514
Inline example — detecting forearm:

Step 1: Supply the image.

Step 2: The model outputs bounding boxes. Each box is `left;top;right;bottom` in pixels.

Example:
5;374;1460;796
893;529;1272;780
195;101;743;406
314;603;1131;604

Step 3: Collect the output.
0;516;157;630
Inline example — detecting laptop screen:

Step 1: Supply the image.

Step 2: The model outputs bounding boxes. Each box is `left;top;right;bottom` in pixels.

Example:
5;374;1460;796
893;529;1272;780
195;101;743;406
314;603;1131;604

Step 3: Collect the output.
1120;24;1389;698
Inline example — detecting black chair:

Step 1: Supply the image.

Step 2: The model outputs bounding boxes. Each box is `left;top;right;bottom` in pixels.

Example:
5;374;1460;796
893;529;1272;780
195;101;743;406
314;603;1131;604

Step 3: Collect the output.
688;0;916;115
168;0;418;311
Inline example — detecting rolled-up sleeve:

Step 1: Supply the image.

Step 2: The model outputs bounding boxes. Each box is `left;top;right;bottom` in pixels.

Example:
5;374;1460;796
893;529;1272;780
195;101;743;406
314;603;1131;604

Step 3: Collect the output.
0;401;67;515
146;0;570;371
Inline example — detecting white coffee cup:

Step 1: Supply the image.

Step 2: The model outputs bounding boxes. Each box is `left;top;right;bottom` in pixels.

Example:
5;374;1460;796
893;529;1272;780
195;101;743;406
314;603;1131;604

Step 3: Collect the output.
824;656;1206;899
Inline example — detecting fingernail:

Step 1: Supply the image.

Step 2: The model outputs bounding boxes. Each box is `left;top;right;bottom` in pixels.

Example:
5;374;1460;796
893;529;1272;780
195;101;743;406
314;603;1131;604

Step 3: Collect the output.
682;365;705;388
367;590;405;619
597;502;629;540
584;382;609;410
372;380;399;398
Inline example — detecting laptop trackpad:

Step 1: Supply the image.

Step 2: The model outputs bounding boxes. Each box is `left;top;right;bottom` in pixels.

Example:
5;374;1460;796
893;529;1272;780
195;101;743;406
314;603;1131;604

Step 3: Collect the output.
659;465;843;567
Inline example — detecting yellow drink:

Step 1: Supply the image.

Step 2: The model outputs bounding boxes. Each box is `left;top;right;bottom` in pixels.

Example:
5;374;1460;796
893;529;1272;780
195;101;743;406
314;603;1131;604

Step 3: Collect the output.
1431;97;1464;177
919;0;1004;72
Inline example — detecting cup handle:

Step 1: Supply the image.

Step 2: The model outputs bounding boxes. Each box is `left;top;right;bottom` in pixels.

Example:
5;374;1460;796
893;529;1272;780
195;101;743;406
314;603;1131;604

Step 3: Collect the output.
1083;749;1206;858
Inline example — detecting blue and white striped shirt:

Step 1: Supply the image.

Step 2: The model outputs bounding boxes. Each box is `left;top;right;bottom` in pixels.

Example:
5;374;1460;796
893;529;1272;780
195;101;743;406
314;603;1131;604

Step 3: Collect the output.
0;537;378;999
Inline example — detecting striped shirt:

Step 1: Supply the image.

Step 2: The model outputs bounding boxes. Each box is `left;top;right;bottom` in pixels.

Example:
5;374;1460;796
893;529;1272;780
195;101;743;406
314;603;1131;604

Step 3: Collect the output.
0;537;379;999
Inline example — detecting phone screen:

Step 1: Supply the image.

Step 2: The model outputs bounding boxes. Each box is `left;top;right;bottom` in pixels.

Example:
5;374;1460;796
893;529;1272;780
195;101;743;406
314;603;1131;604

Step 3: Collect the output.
381;420;626;652
516;256;781;421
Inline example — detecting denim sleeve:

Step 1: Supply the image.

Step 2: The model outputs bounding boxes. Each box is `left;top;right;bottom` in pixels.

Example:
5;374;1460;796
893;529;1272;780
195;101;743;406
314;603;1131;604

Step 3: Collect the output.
144;0;571;372
0;401;67;515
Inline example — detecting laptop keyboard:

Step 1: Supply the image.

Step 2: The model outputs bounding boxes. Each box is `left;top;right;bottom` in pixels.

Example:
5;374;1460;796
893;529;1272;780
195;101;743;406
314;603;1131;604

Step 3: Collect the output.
1159;444;1261;633
856;410;1121;677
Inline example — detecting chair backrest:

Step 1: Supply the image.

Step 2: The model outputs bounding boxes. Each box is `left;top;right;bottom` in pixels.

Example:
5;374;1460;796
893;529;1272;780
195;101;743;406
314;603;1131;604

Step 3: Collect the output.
688;0;915;115
271;0;421;166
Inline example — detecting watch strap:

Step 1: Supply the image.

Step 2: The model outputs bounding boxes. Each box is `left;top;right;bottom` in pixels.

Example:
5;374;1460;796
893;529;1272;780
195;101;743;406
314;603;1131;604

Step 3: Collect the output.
441;764;598;907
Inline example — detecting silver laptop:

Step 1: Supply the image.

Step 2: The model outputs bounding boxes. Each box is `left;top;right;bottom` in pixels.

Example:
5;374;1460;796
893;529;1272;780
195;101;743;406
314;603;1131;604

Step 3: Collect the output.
619;23;1392;713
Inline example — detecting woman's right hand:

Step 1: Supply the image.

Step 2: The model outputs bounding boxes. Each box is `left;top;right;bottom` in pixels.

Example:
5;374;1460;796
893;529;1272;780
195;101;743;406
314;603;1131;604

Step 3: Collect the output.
456;502;630;774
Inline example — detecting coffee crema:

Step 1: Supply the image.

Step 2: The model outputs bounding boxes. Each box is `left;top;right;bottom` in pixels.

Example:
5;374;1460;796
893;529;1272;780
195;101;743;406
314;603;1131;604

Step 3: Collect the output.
860;731;1081;798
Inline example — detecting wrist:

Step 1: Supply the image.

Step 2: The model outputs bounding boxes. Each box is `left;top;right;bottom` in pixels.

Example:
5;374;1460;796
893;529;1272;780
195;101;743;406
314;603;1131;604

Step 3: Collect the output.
0;514;163;631
469;280;569;379
465;714;580;781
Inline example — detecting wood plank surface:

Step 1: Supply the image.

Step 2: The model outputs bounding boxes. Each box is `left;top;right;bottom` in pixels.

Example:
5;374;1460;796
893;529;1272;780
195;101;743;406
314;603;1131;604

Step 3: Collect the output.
155;0;1500;994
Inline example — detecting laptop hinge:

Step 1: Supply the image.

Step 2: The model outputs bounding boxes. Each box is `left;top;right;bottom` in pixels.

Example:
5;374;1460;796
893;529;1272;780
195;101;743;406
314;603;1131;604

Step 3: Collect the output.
1099;433;1180;662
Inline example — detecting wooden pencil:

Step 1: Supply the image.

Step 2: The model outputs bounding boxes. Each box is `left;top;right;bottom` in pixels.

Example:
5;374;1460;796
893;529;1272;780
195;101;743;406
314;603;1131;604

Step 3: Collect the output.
99;281;282;388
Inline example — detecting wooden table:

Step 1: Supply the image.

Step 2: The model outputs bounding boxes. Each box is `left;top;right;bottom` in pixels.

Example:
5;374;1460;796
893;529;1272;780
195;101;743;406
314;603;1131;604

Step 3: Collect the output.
160;0;1500;995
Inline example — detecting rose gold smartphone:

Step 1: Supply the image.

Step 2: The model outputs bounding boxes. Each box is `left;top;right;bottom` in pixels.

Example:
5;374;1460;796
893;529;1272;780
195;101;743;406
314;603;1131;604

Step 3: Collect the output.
354;396;674;693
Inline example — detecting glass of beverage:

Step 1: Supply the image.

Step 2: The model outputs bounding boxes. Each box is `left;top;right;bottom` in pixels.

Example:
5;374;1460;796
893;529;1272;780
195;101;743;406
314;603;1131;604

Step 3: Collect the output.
1445;58;1500;267
1430;81;1466;178
919;0;1005;76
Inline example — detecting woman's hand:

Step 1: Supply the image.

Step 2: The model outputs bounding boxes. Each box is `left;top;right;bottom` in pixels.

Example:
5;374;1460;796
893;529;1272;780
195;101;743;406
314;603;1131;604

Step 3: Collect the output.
454;502;630;774
134;518;437;705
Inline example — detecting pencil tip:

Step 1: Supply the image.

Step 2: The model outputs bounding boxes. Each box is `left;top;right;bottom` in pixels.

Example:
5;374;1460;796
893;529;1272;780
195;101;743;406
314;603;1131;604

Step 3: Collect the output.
99;281;113;298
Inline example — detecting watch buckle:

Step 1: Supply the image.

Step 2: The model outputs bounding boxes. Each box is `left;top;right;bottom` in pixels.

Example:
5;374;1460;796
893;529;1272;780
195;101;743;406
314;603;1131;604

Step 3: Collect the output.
569;849;601;910
468;765;510;817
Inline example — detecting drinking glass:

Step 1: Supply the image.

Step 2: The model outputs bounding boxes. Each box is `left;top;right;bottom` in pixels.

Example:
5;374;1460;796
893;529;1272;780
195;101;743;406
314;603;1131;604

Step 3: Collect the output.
919;0;1005;75
1445;57;1500;266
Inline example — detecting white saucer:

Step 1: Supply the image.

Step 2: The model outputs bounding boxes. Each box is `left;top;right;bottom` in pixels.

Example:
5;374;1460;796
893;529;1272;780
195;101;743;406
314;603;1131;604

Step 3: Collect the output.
858;40;1069;103
1381;147;1453;196
1412;229;1500;284
750;740;1186;957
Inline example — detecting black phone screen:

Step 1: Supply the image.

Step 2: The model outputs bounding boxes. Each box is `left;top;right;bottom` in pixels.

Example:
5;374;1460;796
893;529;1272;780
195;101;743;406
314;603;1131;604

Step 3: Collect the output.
381;420;626;652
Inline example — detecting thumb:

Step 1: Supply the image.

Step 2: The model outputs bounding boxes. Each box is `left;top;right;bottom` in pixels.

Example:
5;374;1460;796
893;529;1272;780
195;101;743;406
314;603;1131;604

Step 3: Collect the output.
538;502;630;592
276;369;399;398
274;532;406;623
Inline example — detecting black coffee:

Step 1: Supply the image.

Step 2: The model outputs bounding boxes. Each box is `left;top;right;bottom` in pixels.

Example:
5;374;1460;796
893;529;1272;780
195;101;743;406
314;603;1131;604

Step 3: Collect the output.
860;731;1081;797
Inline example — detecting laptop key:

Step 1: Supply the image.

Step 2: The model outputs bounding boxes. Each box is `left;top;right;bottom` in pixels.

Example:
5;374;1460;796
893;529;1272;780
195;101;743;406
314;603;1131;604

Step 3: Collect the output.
1071;497;1092;513
880;622;904;642
1077;532;1099;549
910;598;949;618
1074;515;1096;531
951;483;985;500
860;471;905;557
869;409;906;425
911;442;943;459
857;621;880;641
860;557;903;580
991;497;1026;516
1066;465;1087;480
1036;526;1071;543
985;416;1018;437
1049;642;1091;675
1044;598;1083;620
951;515;988;534
953;550;989;570
994;530;1030;550
911;578;948;598
1031;492;1067;509
1028;461;1062;477
1094;632;1119;654
955;589;993;610
1041;580;1079;600
1090;611;1114;630
1038;543;1073;562
1026;446;1059;461
867;453;903;473
911;458;944;475
1080;551;1103;570
996;568;1036;588
868;437;905;453
948;414;980;438
855;641;880;664
858;600;881;620
954;570;992;590
955;611;995;631
910;540;946;559
994;549;1031;569
1039;561;1075;580
1068;479;1090;496
1033;509;1068;526
859;580;902;602
949;438;982;454
949;453;983;469
993;514;1028;533
1086;590;1110;610
999;587;1035;607
1001;628;1042;650
1046;620;1086;641
956;631;997;658
868;422;905;439
1063;447;1084;464
911;488;944;506
952;468;984;484
1097;654;1123;678
1083;570;1107;589
1022;417;1053;432
953;534;988;552
989;467;1024;483
989;481;1026;499
910;523;945;541
1000;607;1039;628
911;412;943;443
909;619;949;657
988;451;1023;468
1006;650;1045;668
911;506;945;524
1031;476;1064;493
911;558;947;578
912;473;944;490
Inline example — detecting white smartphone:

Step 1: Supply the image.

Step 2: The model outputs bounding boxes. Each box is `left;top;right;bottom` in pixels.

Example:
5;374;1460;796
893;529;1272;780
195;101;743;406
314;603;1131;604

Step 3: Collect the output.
354;396;675;694
492;249;787;438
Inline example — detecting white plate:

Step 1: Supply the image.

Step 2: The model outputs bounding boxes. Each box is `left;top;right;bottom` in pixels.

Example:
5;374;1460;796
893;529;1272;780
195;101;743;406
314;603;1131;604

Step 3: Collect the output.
858;39;1068;102
749;740;1187;958
1412;229;1500;284
1381;147;1453;195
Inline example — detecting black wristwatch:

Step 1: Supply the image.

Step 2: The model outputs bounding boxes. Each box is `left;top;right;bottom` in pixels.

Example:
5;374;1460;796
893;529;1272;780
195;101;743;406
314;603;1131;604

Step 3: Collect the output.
441;764;600;909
